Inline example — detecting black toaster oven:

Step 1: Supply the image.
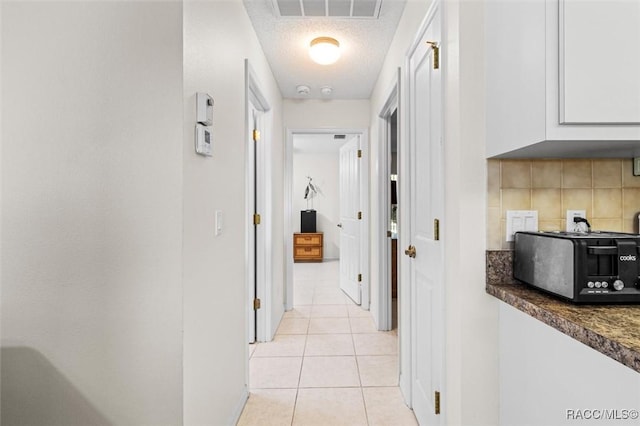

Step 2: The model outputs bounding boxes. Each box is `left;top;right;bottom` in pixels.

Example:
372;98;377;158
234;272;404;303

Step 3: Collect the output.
514;231;640;303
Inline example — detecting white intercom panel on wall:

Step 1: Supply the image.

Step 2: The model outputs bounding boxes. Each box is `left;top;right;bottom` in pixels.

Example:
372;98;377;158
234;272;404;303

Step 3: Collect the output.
196;92;214;126
195;124;212;156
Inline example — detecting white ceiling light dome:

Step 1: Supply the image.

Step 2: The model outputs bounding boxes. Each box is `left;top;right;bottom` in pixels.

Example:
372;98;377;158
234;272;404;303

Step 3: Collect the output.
309;37;341;65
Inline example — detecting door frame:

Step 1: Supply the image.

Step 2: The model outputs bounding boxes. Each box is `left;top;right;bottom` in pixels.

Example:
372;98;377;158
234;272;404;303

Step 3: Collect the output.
400;1;446;420
245;60;273;344
284;128;370;311
376;69;401;331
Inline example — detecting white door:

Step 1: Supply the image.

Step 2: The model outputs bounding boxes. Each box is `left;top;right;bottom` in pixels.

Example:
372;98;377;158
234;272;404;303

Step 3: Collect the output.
248;105;258;343
248;102;268;343
339;136;361;304
406;5;443;425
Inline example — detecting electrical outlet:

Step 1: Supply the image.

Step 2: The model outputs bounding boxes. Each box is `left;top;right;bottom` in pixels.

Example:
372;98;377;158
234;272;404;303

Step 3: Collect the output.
566;210;586;232
506;210;538;242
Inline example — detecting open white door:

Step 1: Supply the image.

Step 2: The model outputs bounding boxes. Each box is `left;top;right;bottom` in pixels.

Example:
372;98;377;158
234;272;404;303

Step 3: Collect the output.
339;135;361;304
406;3;444;425
247;104;259;343
245;60;273;344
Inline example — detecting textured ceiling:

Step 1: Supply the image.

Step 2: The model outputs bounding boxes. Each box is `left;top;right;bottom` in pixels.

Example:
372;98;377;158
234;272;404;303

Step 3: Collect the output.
243;0;406;99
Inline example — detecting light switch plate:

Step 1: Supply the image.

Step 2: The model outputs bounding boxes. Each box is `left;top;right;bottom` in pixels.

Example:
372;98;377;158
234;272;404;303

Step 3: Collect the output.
634;158;640;176
566;210;587;232
506;210;538;242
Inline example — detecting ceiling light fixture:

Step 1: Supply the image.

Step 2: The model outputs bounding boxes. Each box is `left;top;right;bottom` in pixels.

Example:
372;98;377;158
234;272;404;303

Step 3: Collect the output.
309;37;341;65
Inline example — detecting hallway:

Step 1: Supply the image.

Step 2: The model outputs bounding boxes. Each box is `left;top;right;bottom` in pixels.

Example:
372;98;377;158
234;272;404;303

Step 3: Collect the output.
238;261;417;426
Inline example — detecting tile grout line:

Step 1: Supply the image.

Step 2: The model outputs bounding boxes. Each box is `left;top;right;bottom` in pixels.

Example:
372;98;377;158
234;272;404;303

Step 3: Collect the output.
349;312;371;426
290;330;308;426
290;283;312;426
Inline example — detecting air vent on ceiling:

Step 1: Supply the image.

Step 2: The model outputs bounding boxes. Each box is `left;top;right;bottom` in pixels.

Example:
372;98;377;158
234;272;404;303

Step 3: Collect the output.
272;0;382;18
334;134;346;139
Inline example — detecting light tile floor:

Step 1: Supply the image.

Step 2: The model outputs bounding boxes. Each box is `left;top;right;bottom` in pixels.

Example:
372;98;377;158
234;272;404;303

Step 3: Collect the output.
238;260;417;426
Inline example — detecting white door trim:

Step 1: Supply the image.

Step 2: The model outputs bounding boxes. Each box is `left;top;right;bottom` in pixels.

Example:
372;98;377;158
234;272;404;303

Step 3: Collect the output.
376;69;401;331
245;60;273;345
284;128;370;310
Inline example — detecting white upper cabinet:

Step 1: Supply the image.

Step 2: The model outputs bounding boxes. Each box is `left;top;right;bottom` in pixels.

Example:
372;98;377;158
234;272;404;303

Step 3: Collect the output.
560;0;640;124
486;0;640;158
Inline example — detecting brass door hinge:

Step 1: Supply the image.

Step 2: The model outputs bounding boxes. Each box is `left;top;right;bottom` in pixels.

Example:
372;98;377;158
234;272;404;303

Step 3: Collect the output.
253;213;261;225
426;41;440;69
434;218;440;241
252;130;260;141
434;391;441;415
253;298;261;310
357;149;362;158
358;274;362;282
358;211;362;220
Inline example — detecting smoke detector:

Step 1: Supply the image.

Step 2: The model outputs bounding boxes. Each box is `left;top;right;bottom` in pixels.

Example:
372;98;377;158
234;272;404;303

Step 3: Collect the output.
320;86;333;96
296;85;311;96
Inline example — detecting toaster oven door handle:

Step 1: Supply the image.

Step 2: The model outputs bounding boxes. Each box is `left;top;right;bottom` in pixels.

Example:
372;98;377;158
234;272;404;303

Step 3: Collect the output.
587;246;618;255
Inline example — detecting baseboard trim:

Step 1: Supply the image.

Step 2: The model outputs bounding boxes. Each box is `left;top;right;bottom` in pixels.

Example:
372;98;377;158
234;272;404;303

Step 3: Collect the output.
228;385;249;426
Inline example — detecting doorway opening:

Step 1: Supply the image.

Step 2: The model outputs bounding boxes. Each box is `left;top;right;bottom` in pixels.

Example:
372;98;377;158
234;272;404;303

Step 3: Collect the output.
389;109;399;331
284;129;370;312
377;71;400;333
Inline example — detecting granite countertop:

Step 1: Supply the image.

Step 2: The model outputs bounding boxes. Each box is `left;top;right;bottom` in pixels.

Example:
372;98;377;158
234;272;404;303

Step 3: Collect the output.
486;250;640;374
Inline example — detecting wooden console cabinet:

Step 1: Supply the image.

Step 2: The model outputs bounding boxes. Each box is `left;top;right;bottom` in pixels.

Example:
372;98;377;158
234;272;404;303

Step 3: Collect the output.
293;232;323;262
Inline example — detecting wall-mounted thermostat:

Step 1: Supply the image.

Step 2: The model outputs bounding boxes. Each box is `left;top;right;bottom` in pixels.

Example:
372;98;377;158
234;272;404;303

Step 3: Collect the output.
196;92;214;126
195;124;212;156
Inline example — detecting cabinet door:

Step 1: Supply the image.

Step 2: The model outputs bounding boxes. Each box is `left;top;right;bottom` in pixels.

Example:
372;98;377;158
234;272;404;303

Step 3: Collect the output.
560;0;640;124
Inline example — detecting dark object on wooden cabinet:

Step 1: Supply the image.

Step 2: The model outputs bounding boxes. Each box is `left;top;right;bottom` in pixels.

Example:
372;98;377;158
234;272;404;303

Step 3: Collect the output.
301;210;317;233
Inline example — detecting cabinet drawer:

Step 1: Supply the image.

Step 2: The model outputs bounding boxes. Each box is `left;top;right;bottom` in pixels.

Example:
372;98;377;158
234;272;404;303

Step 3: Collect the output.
294;234;322;246
294;246;322;258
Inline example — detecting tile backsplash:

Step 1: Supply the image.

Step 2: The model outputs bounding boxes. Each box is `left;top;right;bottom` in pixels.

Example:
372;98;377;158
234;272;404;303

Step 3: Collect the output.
487;159;640;250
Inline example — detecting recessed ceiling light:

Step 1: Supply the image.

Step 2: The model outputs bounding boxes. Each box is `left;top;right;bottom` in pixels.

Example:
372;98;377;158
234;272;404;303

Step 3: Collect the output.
309;37;341;65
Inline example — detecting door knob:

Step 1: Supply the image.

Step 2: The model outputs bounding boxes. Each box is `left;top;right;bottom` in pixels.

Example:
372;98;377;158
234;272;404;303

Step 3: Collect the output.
337;223;343;228
404;245;416;258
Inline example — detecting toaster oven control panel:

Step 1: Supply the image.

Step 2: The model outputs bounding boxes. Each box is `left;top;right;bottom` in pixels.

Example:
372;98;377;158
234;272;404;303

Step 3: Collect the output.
581;277;639;296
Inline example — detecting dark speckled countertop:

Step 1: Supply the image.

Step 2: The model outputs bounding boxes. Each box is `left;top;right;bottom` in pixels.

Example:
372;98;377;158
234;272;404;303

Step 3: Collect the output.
486;250;640;374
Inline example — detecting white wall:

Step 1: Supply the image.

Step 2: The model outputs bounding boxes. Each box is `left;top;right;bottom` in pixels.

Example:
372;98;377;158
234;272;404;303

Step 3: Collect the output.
182;1;283;424
293;149;342;259
442;1;499;424
2;1;285;425
500;303;640;426
1;2;184;424
284;99;371;129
